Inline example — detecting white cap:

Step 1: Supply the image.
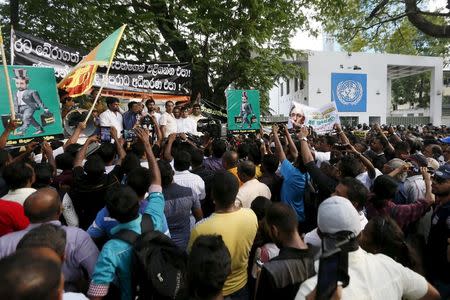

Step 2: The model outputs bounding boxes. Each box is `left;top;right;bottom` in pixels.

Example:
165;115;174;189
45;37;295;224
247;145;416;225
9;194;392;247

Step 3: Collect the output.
318;196;361;236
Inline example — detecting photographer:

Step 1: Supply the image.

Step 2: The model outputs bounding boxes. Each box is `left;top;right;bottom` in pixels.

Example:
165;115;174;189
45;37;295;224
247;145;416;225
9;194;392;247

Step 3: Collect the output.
295;196;440;300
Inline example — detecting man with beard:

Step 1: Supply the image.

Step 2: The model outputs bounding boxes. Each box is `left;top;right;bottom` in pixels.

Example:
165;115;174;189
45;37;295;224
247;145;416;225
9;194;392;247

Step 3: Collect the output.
144;98;161;124
426;164;450;298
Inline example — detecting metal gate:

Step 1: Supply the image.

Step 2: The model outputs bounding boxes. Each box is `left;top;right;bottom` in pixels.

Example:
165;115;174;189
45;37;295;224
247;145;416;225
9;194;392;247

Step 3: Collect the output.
386;116;430;125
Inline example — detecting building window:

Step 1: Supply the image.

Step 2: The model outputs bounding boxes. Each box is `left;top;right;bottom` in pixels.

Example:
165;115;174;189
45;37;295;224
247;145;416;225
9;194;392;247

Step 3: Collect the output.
340;116;359;127
294;78;299;92
286;79;290;95
280;83;284;96
369;116;380;125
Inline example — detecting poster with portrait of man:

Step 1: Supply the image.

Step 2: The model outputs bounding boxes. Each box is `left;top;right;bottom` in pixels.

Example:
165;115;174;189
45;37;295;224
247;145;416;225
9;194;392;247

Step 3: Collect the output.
288;101;340;134
226;89;261;133
0;66;63;147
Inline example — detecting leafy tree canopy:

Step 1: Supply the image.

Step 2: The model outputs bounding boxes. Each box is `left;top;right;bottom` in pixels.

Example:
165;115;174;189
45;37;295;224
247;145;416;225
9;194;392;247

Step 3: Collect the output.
0;0;327;109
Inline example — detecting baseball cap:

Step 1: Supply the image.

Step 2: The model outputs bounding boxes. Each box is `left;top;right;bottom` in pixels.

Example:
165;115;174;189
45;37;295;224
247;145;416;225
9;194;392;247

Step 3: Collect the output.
427;158;440;172
434;164;450;180
439;136;450;144
317;196;361;236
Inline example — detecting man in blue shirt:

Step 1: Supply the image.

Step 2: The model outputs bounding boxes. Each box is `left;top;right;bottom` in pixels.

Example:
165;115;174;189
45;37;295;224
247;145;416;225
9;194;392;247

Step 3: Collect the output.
87;167;170;239
272;125;308;223
87;128;166;300
122;101;140;130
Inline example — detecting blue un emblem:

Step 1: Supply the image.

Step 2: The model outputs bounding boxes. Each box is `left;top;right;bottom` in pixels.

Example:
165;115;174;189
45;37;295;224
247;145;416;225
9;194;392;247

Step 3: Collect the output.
336;80;363;106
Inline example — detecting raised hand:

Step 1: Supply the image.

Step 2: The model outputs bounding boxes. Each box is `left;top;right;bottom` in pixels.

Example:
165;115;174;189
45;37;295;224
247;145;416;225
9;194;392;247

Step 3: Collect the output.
272;125;279;135
297;126;309;139
110;127;118;140
135;127;151;145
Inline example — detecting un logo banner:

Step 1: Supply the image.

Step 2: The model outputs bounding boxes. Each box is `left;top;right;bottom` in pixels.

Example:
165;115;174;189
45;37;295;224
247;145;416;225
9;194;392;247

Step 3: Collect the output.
331;73;367;112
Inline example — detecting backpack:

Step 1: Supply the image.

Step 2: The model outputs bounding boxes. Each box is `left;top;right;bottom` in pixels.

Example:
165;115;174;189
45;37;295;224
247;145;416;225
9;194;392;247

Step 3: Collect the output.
113;214;189;300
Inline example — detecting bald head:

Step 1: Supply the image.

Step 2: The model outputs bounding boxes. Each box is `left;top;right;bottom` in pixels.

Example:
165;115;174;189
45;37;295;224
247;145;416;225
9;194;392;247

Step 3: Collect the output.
24;188;61;223
222;151;238;170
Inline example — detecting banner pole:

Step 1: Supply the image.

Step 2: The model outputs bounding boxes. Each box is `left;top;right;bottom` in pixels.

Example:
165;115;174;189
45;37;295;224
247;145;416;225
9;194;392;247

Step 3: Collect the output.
0;27;16;120
10;26;14;65
83;24;126;124
83;64;112;123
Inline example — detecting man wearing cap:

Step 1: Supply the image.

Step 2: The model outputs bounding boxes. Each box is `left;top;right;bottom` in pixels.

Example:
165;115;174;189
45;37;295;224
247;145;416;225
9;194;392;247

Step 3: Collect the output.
12;68;49;135
295;196;440;300
426;164;450;299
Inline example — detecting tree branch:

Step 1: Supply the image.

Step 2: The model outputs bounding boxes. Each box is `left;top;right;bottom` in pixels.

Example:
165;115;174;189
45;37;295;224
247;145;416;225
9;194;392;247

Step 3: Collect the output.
405;0;450;38
132;0;193;62
368;0;390;20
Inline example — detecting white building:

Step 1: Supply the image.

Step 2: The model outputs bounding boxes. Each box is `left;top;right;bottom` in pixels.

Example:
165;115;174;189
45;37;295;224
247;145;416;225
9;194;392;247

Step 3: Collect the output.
269;51;444;125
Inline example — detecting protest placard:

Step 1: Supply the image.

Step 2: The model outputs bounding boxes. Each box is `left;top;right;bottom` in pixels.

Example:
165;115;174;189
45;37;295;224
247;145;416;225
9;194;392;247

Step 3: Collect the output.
288;101;340;135
0;66;63;147
227;90;260;133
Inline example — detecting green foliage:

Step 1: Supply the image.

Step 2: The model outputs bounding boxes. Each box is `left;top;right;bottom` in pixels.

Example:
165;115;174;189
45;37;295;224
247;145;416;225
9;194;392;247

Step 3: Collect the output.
0;0;313;110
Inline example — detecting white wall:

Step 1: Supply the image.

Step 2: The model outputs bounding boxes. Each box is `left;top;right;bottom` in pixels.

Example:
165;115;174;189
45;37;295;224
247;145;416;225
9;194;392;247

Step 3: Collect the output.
269;78;308;116
307;51;388;124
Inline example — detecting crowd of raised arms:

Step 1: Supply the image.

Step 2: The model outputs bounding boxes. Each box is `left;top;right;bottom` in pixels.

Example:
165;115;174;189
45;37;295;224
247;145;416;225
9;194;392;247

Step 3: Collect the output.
0;95;449;300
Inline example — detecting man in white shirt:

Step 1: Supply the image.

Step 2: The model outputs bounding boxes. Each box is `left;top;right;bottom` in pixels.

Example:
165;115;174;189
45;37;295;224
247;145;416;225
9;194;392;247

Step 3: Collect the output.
159;101;178;138
235;161;271;208
173;151;205;201
99;97;123;137
176;106;197;135
1;161;36;205
295;196;440;300
189;103;205;124
313;135;336;167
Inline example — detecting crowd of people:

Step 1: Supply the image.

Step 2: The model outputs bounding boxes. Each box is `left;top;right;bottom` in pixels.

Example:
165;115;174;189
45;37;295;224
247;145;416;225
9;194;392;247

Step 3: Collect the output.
95;97;204;139
0;95;449;300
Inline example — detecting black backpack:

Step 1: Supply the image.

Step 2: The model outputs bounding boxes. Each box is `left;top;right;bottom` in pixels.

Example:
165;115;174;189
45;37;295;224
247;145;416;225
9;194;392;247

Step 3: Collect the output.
113;214;189;300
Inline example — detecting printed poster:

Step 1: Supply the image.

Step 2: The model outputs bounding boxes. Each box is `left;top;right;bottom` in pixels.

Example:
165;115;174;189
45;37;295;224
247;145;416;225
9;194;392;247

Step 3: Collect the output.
289;101;340;135
0;66;63;147
227;90;261;133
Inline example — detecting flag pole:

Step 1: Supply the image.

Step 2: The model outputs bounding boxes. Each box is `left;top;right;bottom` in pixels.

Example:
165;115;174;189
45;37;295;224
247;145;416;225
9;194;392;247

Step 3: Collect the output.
0;26;16;120
10;26;14;65
83;24;126;124
83;66;111;123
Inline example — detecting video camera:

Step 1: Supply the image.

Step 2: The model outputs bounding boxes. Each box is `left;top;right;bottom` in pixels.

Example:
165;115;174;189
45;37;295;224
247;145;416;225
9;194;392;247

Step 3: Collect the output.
197;118;221;139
